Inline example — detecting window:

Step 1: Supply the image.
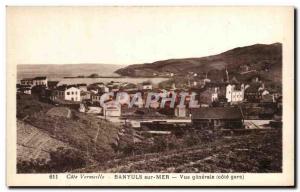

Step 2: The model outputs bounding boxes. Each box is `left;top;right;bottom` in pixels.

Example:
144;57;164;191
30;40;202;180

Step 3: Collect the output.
67;92;70;95
71;92;74;95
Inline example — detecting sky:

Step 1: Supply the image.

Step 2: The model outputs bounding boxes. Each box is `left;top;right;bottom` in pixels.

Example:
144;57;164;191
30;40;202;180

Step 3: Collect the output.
7;6;293;65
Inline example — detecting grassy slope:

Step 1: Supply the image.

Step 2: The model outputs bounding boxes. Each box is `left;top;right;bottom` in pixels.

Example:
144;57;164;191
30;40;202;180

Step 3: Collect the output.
79;129;282;173
17;94;121;163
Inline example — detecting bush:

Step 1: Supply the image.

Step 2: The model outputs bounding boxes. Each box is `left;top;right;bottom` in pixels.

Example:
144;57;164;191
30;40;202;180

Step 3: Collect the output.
183;134;199;147
149;135;180;153
148;137;167;152
182;130;218;147
17;148;88;173
122;144;136;156
49;147;87;172
17;158;49;173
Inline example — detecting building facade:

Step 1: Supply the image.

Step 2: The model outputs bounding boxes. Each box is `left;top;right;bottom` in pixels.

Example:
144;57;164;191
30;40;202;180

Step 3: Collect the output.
191;107;244;129
56;86;81;102
226;84;245;103
20;76;48;87
138;82;153;90
33;76;48;87
103;101;121;117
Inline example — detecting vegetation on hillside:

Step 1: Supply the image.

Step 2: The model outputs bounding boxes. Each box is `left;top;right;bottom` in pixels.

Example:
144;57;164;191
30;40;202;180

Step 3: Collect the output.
78;129;282;173
17;147;87;173
116;43;282;86
17;94;121;173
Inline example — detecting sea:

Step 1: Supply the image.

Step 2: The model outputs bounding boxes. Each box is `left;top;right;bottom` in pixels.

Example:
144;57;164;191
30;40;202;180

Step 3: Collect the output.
17;64;169;85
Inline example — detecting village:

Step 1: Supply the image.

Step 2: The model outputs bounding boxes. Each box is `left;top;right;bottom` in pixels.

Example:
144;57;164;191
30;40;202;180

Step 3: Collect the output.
16;67;282;133
15;59;286;175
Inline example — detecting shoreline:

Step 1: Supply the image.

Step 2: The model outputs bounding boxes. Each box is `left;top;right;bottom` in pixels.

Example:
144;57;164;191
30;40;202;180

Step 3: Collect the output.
63;76;171;79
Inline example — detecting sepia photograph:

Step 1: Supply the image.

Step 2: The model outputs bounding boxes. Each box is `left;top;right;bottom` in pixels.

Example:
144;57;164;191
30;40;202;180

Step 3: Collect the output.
6;6;294;186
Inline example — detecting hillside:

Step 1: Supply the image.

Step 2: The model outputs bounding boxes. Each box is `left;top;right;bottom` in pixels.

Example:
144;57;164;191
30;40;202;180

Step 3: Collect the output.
77;129;282;173
17;94;121;173
115;43;282;83
17;120;72;162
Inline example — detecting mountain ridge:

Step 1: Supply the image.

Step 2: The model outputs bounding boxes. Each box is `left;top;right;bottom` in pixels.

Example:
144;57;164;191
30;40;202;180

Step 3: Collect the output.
115;43;282;83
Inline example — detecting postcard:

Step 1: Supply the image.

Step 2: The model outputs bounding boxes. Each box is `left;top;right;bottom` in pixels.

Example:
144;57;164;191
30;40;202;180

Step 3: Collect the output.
6;6;294;187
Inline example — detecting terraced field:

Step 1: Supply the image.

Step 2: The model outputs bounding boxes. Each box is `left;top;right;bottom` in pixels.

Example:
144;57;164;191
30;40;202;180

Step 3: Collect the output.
17;120;71;161
17;94;121;160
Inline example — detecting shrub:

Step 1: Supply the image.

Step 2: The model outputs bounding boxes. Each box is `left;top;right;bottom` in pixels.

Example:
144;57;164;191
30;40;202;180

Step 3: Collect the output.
17;158;49;173
49;147;87;172
17;148;88;173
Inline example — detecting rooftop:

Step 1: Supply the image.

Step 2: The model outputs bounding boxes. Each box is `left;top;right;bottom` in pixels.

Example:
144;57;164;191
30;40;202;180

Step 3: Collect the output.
245;83;261;93
33;76;47;80
48;81;59;86
191;107;243;120
56;85;80;91
21;78;33;81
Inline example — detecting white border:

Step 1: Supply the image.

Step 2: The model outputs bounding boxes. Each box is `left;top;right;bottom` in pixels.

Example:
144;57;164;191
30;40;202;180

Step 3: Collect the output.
1;1;299;192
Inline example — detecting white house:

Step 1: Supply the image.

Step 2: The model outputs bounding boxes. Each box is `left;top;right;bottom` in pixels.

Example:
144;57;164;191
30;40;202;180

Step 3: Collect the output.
211;93;218;102
18;87;31;95
261;89;270;96
65;87;81;101
193;81;198;87
20;78;33;86
103;101;121;117
57;86;81;102
33;76;48;87
20;76;48;87
91;93;102;103
226;84;245;103
17;84;32;95
23;88;31;95
211;87;219;102
138;82;152;90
